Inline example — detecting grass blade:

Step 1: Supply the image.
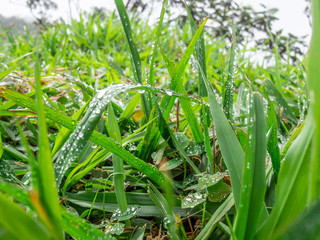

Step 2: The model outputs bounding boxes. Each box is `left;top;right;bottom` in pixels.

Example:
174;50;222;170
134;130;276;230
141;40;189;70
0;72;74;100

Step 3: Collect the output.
148;182;181;239
107;102;128;217
148;0;168;86
223;24;237;121
34;55;63;239
234;92;267;240
114;0;150;119
308;0;320;201
273;197;320;239
266;99;280;178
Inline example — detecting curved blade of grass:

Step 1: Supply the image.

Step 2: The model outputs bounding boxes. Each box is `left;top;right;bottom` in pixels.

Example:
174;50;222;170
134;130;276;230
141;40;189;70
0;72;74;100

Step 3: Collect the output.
185;1;207;97
308;0;320;202
255;117;313;239
234;92;267;240
0;193;50;240
266;99;280;178
0;87;169;187
34;55;63;239
195;193;234;240
106;102;128;217
114;0;150;119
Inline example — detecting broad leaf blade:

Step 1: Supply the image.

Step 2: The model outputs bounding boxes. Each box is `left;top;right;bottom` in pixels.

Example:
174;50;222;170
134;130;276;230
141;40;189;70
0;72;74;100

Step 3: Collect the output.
234;92;267;240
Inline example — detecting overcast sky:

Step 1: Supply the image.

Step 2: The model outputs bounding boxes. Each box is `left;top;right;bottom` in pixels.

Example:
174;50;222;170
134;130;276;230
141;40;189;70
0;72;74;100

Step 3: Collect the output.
1;0;311;40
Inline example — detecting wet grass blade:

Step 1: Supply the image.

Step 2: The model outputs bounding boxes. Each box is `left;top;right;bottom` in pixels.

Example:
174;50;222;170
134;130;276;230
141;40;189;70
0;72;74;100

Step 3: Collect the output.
66;191;186;217
34;55;63;239
185;2;207;97
266;100;280;178
51;100;89;158
107;102;128;217
234;92;267;240
148;0;168;86
223;24;237;121
114;0;150;119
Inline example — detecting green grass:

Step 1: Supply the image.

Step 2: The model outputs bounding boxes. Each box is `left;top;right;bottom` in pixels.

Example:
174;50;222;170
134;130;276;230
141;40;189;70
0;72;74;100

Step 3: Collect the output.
0;0;318;239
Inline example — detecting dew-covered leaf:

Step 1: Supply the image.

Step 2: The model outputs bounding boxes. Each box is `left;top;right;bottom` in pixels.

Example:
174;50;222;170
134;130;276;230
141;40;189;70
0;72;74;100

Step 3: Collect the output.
110;205;140;222
181;192;205;208
198;172;229;190
185;142;205;156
